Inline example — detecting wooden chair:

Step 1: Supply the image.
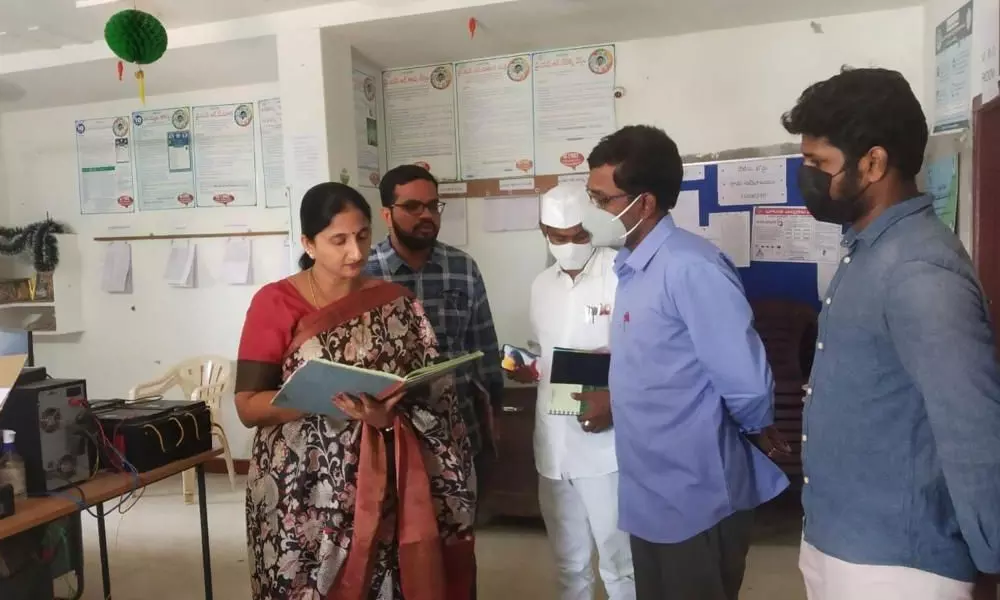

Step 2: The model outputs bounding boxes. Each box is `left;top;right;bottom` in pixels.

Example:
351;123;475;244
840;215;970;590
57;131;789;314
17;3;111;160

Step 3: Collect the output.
129;355;236;504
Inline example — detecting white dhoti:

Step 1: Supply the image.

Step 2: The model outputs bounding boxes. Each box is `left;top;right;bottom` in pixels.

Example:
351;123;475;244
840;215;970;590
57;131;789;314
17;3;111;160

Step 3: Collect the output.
799;539;975;600
539;472;635;600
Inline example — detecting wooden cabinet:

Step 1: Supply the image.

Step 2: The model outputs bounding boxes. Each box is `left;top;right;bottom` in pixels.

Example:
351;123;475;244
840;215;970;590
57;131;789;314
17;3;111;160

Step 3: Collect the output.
480;386;541;520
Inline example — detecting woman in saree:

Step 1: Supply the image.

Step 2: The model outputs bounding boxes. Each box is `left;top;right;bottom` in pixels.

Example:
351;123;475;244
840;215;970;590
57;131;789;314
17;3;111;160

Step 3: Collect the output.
234;182;476;600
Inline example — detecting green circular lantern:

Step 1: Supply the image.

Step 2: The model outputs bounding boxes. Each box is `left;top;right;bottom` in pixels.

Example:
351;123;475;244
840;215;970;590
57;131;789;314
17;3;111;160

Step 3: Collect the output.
104;9;168;103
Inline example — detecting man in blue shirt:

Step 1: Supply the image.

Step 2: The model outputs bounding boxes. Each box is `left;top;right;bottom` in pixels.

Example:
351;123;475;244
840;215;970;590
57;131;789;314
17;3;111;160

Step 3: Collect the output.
783;68;1000;600
582;125;789;600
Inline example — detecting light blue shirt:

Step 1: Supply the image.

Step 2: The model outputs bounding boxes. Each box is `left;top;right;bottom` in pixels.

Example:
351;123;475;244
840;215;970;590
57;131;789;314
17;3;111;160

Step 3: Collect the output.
610;215;789;544
803;195;1000;581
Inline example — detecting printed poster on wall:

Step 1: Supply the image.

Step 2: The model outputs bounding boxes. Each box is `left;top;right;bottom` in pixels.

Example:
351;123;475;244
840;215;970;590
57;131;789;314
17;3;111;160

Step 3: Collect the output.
926;154;959;232
193;103;257;207
456;54;535;180
133;107;196;210
532;45;616;175
353;70;381;188
383;64;459;181
258;98;287;208
934;1;974;132
75;117;135;214
974;0;1000;103
751;207;842;264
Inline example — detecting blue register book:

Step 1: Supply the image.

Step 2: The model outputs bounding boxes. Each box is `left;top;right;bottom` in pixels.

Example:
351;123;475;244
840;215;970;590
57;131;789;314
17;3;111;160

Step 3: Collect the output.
271;351;483;417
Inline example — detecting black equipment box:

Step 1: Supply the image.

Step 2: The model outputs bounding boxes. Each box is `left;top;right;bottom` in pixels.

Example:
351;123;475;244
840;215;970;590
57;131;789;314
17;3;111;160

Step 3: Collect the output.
0;378;95;495
90;400;213;473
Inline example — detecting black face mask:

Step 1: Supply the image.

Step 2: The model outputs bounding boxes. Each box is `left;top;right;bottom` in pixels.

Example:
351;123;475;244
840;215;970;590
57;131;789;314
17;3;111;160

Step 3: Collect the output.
797;164;868;225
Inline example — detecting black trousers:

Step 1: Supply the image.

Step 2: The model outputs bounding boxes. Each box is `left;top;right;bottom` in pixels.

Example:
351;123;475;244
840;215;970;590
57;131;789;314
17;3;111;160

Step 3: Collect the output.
630;510;754;600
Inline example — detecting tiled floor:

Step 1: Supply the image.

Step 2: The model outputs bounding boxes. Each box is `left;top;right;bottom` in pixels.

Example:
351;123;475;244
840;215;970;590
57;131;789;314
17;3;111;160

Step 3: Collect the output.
64;474;807;599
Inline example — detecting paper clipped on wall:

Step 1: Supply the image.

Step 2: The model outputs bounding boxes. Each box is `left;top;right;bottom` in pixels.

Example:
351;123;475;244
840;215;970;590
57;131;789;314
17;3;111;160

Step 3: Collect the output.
717;158;788;206
100;242;133;293
164;241;197;287
222;238;253;285
438;197;468;247
670;190;752;268
483;196;540;232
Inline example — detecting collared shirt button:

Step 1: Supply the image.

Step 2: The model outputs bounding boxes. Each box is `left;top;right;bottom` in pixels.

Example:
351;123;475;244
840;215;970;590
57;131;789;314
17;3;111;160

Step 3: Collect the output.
804;476;810;484
817;342;825;350
843;256;852;264
825;297;832;305
802;434;808;442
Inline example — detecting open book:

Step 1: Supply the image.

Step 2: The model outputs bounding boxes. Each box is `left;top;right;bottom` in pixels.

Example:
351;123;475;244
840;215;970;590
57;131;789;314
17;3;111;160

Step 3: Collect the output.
271;352;483;417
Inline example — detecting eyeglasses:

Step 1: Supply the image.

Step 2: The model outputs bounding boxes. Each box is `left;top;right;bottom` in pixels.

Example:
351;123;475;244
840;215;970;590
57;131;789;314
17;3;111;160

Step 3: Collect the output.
586;189;635;209
392;200;446;216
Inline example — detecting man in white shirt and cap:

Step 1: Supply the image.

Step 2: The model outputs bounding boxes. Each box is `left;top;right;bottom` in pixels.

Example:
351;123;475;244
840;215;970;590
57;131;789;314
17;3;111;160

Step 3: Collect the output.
510;183;635;600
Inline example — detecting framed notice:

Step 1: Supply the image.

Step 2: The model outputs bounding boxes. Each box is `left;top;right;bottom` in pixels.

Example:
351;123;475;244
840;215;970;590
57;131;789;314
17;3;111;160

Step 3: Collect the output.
383;64;459;181
532;45;616;175
132;107;196;211
456;55;535;180
75;116;135;214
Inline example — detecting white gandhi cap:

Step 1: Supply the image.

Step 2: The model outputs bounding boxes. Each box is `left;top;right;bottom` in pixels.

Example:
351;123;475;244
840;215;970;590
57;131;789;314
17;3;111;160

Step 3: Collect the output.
540;183;589;229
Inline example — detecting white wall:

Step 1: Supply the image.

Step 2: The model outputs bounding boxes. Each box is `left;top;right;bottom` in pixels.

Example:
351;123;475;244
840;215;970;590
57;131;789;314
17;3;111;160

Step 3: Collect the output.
0;7;927;459
1;83;287;459
615;7;926;153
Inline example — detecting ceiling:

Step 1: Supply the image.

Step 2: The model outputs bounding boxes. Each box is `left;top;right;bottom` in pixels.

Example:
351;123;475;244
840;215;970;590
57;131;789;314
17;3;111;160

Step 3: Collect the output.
341;0;922;68
0;0;924;111
0;0;344;55
0;36;278;111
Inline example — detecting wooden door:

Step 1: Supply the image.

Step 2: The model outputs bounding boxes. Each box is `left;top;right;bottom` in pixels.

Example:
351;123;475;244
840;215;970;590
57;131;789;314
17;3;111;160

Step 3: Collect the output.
974;97;1000;330
972;96;1000;600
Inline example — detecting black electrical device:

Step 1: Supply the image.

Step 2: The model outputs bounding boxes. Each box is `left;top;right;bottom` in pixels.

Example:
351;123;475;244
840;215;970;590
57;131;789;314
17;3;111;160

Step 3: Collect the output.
0;483;13;519
0;378;96;496
90;399;213;473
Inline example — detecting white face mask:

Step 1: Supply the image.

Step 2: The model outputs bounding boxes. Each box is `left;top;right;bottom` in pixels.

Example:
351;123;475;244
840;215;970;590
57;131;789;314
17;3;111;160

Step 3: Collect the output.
610;194;645;240
548;241;594;271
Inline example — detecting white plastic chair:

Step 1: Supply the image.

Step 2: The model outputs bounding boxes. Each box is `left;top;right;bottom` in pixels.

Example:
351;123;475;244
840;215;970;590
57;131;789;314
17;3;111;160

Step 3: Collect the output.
129;355;236;504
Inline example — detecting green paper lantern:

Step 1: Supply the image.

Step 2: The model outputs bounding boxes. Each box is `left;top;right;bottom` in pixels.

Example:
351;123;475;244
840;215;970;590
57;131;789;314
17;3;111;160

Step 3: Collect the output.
104;9;168;66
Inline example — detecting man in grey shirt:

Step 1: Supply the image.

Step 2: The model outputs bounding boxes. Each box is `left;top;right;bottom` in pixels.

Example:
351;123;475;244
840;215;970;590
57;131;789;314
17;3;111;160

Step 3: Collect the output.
782;67;1000;599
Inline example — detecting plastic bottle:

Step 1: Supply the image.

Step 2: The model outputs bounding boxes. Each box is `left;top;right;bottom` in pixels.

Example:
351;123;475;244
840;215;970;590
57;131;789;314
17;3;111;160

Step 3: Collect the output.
0;429;27;499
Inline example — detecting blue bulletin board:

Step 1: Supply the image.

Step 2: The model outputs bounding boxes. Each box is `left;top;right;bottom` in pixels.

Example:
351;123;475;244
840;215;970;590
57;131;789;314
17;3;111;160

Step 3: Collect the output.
681;156;822;310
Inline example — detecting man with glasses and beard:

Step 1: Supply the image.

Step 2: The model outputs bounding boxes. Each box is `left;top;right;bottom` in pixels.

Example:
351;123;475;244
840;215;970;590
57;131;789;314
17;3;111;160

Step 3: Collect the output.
366;166;504;575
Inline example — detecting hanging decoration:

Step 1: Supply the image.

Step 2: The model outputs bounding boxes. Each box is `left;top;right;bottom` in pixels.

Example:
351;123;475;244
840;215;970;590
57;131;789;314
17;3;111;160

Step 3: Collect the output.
0;220;70;273
104;9;169;104
468;17;478;39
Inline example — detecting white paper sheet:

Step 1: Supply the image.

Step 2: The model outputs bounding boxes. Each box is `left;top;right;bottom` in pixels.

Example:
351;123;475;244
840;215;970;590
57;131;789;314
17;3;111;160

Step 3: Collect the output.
683;165;706;182
193;103;257;207
222;238;253;285
498;178;537;193
259;98;288;207
671;190;702;231
751;206;842;264
532;46;616;175
75;117;135;214
484;196;540;232
164;242;197;287
700;211;752;268
557;173;589;186
439;198;468;247
383;65;459;180
133;107;196;210
717;158;788;206
100;242;132;293
456;55;535;179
